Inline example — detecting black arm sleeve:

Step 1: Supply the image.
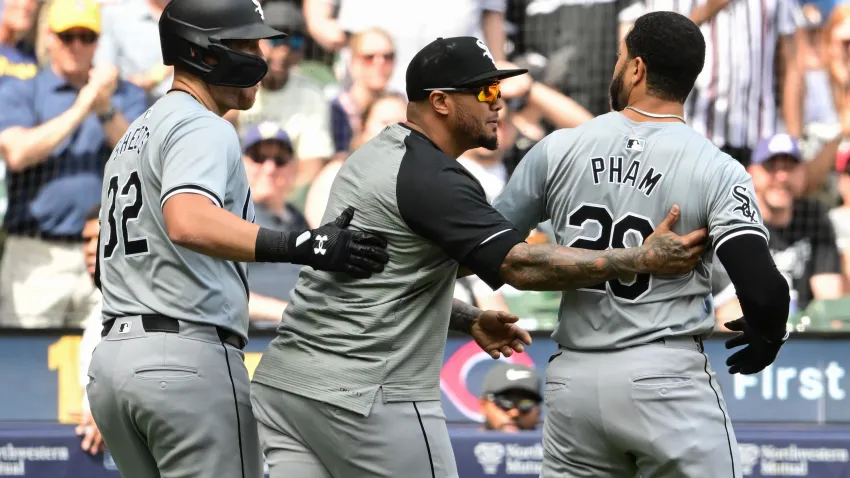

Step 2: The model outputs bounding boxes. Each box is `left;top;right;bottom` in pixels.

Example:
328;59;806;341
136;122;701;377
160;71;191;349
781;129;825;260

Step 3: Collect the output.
94;234;102;291
397;150;524;290
716;233;790;341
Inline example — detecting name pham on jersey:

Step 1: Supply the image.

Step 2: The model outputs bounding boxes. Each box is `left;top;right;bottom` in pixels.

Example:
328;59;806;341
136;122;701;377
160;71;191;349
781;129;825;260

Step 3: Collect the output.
111;125;151;159
589;155;665;197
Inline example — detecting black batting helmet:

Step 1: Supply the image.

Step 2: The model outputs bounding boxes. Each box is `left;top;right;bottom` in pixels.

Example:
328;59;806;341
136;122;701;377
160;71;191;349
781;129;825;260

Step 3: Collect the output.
159;0;286;88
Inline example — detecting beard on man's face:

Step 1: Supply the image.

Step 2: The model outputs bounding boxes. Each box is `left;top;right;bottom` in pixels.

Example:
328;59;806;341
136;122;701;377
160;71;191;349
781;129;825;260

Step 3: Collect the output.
455;100;498;151
609;66;628;112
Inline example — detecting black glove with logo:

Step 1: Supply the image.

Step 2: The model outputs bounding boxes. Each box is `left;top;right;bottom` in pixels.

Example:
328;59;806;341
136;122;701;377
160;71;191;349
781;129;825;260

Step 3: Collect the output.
294;207;389;278
256;207;389;278
724;318;789;375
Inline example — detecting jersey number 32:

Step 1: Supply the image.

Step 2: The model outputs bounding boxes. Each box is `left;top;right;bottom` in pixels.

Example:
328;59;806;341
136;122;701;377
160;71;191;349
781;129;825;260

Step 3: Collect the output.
567;204;654;301
103;171;149;259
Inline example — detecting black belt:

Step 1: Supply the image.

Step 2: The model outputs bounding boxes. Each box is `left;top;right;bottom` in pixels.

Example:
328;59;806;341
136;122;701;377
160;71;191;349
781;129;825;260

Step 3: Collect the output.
650;335;704;353
102;314;245;350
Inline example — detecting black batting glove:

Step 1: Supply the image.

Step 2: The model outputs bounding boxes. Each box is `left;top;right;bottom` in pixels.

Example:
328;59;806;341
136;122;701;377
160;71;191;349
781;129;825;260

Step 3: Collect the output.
291;207;390;278
724;318;789;375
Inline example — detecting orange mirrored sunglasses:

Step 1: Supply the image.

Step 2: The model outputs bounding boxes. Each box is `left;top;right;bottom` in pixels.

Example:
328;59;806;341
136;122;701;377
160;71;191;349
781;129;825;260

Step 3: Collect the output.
422;82;502;104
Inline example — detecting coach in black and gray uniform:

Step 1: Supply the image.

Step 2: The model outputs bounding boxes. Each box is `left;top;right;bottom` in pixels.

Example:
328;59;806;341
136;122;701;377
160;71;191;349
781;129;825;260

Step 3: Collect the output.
251;36;707;478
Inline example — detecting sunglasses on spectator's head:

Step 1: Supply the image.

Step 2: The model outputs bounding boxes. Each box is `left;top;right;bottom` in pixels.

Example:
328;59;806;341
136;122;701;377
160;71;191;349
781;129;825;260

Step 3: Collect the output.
268;34;304;50
57;30;98;45
358;51;395;63
423;82;501;105
488;394;540;413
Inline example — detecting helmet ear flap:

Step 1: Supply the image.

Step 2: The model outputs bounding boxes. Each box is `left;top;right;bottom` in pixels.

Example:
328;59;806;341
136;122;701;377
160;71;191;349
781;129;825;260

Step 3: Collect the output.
163;34;218;77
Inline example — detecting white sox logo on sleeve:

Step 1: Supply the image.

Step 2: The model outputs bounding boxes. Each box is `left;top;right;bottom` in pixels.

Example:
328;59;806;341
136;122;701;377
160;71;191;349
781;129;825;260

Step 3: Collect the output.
731;185;757;223
314;235;328;255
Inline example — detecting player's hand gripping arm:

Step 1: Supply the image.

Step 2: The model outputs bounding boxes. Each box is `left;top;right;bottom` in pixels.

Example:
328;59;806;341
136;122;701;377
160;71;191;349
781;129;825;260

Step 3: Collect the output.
449;299;532;359
490;132;705;291
163;195;389;278
498;205;707;290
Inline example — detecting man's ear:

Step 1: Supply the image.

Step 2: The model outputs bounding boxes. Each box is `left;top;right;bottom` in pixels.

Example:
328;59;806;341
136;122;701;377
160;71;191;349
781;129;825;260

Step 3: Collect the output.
429;91;451;117
632;56;646;85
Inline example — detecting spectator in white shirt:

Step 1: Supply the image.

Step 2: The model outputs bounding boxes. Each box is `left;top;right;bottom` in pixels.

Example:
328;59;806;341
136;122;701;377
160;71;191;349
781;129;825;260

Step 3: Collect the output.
94;0;172;101
303;0;508;95
227;1;334;191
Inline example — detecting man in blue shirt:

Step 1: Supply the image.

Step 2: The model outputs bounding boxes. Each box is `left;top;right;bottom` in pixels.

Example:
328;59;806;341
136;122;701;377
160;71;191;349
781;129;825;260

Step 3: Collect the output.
0;0;148;328
0;0;38;85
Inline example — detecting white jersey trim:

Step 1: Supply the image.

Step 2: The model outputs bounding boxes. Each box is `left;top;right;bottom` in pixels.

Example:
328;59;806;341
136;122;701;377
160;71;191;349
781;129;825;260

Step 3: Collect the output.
161;185;223;209
714;228;767;251
480;229;512;245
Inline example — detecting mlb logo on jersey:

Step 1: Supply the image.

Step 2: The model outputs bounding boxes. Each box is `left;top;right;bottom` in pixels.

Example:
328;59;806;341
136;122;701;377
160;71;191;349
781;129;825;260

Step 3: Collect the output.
626;138;644;152
118;322;131;333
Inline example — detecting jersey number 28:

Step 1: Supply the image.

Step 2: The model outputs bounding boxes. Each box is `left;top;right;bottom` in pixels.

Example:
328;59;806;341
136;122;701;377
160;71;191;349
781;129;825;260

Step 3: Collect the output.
567;204;654;301
103;171;149;259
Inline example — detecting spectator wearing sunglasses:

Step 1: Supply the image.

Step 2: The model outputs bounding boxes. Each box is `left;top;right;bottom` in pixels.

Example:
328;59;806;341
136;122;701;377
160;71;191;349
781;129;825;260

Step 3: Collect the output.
0;0;38;86
228;0;334;199
0;0;147;329
480;363;542;432
330;27;395;157
304;0;508;97
94;0;173;102
305;92;407;228
240;122;311;324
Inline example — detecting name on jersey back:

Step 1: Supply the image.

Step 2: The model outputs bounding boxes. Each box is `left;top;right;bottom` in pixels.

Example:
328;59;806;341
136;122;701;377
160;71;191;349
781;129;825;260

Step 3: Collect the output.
589;155;664;197
109;125;151;161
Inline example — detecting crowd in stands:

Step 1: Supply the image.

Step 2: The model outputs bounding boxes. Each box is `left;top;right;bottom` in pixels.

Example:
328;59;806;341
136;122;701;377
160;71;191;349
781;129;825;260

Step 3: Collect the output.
2;0;850;443
0;0;848;327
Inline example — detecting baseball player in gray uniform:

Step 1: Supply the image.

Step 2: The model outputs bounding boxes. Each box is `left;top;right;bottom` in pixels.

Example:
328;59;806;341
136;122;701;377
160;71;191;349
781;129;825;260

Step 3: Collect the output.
85;1;389;477
250;36;708;478
492;12;792;477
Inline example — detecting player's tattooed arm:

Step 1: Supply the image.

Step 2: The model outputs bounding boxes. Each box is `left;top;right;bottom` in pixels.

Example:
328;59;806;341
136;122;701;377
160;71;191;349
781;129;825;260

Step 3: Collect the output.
499;206;707;290
449;299;481;335
499;242;649;290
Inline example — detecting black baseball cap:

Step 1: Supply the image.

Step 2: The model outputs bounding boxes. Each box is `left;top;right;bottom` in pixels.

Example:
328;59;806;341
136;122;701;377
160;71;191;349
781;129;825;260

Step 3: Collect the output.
406;36;528;101
480;363;542;401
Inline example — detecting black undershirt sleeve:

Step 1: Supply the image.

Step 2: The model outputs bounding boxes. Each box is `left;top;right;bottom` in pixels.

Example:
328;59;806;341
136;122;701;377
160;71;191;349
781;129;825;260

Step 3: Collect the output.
716;233;790;341
396;146;524;290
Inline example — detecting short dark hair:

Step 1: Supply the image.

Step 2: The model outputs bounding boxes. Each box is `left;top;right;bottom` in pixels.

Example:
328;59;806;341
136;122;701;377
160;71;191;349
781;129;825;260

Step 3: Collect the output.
85;203;101;223
625;11;705;104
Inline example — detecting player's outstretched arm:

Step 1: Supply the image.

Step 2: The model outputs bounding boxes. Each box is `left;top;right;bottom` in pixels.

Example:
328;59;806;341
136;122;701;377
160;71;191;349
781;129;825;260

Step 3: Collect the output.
449;299;532;359
498;205;707;291
163;194;389;278
718;234;791;375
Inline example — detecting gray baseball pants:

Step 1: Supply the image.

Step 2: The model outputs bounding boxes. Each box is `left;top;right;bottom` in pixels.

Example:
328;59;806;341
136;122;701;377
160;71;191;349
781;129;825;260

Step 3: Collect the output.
86;315;262;478
541;335;742;478
250;382;458;478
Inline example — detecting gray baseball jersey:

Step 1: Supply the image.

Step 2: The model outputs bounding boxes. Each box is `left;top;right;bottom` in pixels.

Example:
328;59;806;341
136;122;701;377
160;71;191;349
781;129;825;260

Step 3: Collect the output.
98;92;255;341
493;112;769;350
253;123;524;417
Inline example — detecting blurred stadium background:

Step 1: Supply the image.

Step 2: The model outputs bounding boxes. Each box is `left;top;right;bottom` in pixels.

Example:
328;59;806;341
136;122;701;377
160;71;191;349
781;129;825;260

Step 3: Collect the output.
1;0;850;476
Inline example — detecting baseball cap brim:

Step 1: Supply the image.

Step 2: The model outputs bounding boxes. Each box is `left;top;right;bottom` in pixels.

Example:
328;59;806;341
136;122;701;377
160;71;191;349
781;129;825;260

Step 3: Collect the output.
455;67;528;87
488;383;542;401
214;22;287;41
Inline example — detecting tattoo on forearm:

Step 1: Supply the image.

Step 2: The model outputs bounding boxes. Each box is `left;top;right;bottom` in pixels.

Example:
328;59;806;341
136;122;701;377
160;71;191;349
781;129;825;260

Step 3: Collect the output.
449;299;481;335
500;239;681;291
